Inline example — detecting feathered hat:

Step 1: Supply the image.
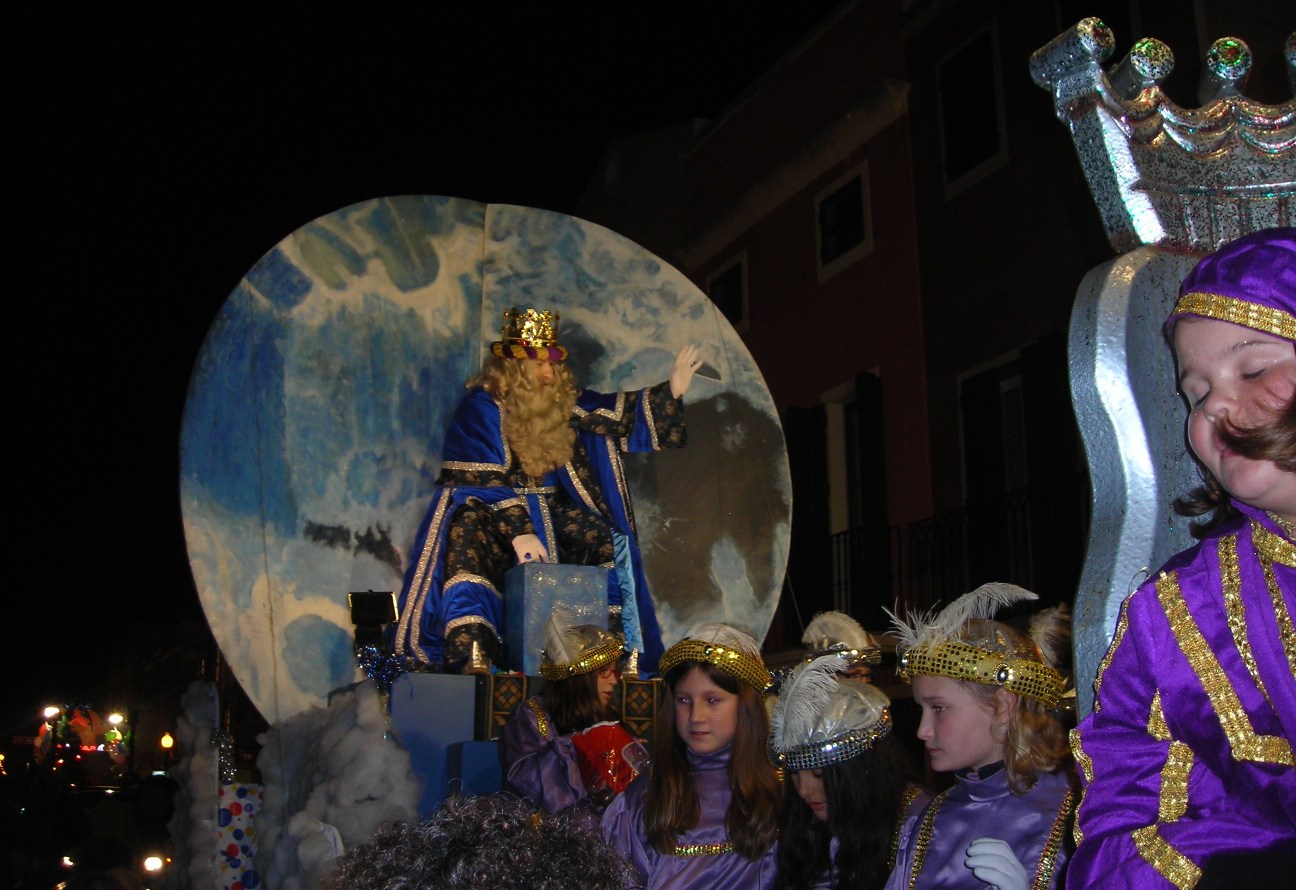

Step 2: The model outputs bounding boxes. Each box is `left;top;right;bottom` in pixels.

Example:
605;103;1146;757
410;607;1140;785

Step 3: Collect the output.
538;612;624;681
657;622;772;693
802;610;882;667
768;654;893;770
887;583;1068;709
491;307;569;362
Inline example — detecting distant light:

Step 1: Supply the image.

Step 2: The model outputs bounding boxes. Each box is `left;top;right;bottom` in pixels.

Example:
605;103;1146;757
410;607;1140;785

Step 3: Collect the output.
160;732;175;750
61;856;75;869
43;706;60;720
143;855;165;872
107;713;124;725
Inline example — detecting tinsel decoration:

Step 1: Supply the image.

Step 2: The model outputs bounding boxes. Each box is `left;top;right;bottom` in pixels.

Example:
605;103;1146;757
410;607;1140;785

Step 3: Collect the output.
211;729;236;784
355;645;420;695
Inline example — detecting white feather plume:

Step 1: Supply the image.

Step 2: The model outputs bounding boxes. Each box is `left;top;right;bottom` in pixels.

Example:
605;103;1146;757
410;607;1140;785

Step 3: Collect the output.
1028;603;1071;669
770;654;844;750
682;622;761;657
542;610;581;664
888;582;1037;652
802;611;873;651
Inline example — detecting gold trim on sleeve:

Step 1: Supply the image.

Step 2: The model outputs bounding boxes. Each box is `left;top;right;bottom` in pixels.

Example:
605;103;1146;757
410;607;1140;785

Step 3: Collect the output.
1157;741;1193;823
1252;522;1296;678
442;572;502;599
525;697;550;740
1156;573;1293;766
440;459;509;472
1131;825;1201;889
396;488;455;663
641;386;662;451
1092;594;1134;710
889;785;924;871
1148;691;1170;741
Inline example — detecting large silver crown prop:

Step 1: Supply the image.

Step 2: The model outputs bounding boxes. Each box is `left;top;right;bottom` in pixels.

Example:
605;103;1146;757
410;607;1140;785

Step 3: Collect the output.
1030;19;1296;253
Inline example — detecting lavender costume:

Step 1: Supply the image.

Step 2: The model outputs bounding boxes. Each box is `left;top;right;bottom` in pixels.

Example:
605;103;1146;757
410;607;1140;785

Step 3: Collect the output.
1069;504;1296;888
602;745;778;889
500;696;589;814
885;765;1075;890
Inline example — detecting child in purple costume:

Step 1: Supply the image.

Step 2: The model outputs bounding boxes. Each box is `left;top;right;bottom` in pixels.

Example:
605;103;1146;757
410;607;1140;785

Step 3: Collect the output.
602;623;781;889
1069;228;1296;888
885;584;1076;890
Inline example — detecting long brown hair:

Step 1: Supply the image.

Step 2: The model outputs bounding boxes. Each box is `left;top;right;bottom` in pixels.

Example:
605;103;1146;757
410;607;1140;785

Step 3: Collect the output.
471;356;578;478
543;670;613;737
643;662;781;860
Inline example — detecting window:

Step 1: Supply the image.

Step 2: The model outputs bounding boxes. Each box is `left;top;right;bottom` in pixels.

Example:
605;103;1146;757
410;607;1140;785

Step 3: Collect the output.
937;22;1008;197
706;252;748;329
815;162;873;282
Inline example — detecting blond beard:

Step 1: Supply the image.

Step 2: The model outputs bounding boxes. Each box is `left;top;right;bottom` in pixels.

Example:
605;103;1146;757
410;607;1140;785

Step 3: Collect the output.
501;375;578;479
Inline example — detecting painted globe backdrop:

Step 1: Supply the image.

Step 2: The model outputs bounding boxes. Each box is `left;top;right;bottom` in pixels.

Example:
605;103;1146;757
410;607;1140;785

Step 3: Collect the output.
181;196;791;722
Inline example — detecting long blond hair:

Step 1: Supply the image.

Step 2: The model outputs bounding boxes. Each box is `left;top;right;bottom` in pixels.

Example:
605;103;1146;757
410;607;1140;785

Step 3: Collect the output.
471;356;578;478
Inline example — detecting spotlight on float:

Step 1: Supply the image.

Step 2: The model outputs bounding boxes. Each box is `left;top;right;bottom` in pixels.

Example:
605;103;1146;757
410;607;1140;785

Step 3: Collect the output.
347;590;398;651
160;733;174;750
43;705;60;721
107;713;124;726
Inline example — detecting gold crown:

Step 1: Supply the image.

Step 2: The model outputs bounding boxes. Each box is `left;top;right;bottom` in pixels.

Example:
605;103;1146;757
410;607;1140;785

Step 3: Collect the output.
658;639;772;693
897;640;1066;709
539;639;624;681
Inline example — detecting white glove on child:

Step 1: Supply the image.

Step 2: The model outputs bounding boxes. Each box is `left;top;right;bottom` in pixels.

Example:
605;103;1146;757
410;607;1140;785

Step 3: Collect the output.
965;838;1028;890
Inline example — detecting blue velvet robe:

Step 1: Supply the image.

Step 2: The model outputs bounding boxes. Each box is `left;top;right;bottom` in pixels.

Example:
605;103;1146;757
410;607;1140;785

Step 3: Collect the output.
394;382;684;671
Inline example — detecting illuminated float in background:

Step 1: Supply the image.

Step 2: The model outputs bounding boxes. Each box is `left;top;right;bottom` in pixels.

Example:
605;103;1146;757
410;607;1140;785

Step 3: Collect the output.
179;198;791;884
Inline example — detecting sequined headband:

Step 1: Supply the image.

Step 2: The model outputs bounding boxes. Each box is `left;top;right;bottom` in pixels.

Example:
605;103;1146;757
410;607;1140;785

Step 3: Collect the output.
1171;292;1296;341
539;640;624;681
658;639;772;693
898;640;1065;708
770;708;893;771
805;643;883;667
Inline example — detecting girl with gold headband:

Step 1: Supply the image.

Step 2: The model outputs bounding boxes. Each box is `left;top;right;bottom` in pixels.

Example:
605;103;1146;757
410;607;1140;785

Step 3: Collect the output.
1068;227;1296;888
501;614;644;821
602;623;782;888
884;584;1076;890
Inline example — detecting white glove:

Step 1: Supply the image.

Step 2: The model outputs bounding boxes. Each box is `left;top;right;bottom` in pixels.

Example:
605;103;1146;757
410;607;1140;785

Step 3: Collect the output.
965;837;1028;890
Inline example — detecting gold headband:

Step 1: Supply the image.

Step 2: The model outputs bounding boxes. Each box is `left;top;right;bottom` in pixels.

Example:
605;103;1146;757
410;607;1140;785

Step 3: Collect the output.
1173;292;1296;341
658;639;772;692
539;640;624;681
897;640;1065;708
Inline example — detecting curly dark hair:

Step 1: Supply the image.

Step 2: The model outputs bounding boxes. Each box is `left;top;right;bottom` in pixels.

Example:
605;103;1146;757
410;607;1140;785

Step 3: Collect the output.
1174;390;1296;537
774;734;914;890
323;793;638;890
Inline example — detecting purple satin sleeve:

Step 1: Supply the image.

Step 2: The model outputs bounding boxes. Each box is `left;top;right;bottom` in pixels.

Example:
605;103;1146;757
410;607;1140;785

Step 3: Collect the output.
884;769;1073;890
499;699;588;814
600;748;778;890
1070;511;1296;888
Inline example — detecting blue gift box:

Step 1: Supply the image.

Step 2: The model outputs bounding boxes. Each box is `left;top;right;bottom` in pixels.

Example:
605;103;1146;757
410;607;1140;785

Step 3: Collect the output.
503;562;610;674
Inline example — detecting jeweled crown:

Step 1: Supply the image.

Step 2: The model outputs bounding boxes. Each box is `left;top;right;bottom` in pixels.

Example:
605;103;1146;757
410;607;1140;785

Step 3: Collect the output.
1031;19;1296;253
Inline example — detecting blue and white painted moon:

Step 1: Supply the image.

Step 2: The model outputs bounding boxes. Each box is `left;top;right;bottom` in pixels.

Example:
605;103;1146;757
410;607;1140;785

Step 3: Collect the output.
181;196;791;722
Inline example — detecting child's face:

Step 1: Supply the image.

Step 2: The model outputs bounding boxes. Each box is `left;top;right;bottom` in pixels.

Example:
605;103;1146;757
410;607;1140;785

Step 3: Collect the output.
673;666;739;755
912;675;1010;773
790;768;828;821
1174;318;1296;521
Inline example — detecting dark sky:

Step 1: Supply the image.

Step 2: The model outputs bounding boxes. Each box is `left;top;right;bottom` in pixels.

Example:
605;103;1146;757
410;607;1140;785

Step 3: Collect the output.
11;5;842;727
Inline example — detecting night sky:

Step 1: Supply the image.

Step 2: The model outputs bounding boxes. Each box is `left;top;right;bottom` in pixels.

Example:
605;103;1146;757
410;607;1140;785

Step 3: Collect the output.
10;6;842;729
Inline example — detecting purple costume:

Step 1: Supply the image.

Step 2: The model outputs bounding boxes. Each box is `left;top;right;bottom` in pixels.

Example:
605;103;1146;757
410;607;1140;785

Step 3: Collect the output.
500;696;588;814
1069;503;1296;888
884;765;1075;890
602;745;778;890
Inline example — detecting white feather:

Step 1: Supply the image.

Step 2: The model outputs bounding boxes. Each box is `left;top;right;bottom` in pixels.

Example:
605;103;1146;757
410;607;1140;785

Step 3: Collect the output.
542;611;580;664
770;654;845;750
888;583;1037;652
1028;603;1071;669
802;611;872;650
682;622;761;657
